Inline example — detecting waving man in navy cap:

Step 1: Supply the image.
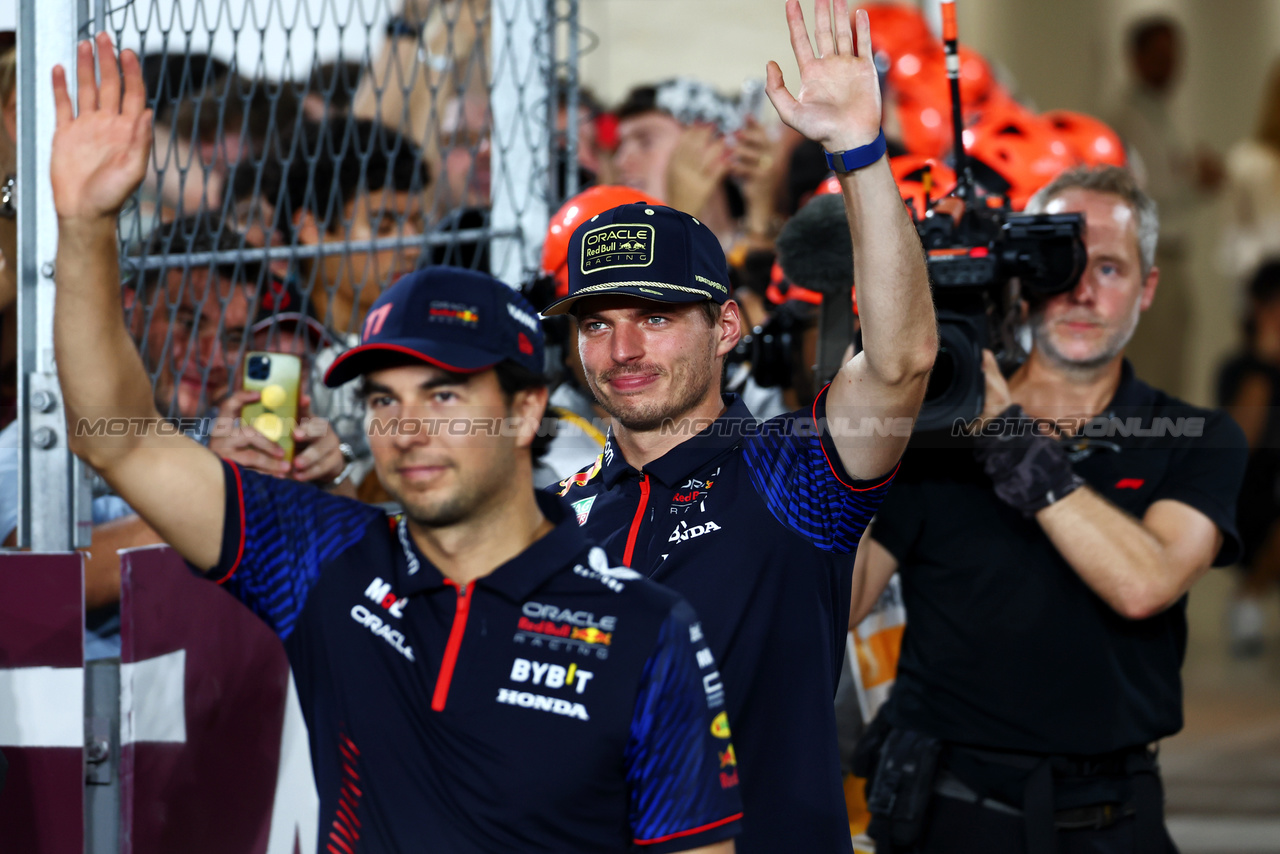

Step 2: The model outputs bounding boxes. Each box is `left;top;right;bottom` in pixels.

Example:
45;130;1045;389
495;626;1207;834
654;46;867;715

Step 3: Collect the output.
544;2;937;851
49;33;740;853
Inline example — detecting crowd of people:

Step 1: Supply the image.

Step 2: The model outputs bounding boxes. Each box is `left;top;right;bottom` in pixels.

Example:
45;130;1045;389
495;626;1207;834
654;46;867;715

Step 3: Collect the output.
0;1;1278;851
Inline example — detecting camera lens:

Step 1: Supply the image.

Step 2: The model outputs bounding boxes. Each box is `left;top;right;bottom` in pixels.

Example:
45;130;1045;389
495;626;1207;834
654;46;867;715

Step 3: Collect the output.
247;355;271;381
925;346;956;403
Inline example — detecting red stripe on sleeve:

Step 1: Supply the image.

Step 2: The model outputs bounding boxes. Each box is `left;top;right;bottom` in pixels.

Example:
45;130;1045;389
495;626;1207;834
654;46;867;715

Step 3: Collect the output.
634;812;743;846
812;384;902;491
213;461;247;584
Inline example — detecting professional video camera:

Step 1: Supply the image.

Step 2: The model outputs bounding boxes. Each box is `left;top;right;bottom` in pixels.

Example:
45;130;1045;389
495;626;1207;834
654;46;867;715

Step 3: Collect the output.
762;0;1087;432
912;2;1087;431
915;197;1085;432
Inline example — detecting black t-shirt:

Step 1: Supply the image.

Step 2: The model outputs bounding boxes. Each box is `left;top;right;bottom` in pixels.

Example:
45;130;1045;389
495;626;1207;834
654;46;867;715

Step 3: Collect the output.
872;362;1246;756
1217;354;1280;562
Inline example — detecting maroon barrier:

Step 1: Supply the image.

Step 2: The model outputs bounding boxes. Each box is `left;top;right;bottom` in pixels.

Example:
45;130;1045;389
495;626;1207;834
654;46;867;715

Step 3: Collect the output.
0;552;86;854
119;546;313;854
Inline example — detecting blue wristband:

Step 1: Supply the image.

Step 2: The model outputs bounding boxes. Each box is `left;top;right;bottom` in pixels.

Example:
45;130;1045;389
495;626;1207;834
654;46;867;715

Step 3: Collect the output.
824;129;887;174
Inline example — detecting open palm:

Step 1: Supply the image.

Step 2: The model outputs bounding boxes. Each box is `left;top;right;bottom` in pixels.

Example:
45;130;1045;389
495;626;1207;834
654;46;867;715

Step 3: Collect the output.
50;33;152;221
766;0;882;154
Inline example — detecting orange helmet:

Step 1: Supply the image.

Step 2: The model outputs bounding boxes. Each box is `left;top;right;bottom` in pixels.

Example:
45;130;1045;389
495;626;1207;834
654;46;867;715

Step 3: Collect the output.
541;185;664;297
1041;110;1126;168
859;3;938;62
962;101;1078;209
890;154;957;219
893;47;1003;158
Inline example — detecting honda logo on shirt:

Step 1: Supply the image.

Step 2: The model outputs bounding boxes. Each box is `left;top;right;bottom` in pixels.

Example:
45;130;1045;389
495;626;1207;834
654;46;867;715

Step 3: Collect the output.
669;520;721;543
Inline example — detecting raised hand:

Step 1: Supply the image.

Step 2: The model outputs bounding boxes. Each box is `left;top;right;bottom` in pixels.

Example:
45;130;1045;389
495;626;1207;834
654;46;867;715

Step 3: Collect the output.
51;33;152;222
664;125;731;218
766;0;882;154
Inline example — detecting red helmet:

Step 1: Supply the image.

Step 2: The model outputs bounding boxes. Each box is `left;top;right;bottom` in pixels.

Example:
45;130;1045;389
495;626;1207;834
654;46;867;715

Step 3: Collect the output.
962;101;1078;209
890;155;957;219
541;185;664;297
859;3;938;61
1041;110;1126;168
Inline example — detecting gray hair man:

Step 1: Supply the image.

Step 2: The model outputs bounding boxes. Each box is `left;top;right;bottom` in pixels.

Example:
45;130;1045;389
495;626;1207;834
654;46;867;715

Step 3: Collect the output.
849;164;1247;853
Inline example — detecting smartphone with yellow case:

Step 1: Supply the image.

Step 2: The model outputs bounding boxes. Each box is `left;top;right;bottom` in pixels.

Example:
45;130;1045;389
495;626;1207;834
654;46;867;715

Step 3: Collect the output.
241;352;302;463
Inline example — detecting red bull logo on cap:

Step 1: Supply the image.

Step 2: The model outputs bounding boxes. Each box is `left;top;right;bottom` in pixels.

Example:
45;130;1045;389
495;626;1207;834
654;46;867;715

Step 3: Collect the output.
428;301;480;326
580;223;655;274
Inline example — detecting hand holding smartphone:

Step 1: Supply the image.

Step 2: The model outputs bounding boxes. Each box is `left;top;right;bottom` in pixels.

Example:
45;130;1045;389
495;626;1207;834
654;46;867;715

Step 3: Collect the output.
241;352;302;463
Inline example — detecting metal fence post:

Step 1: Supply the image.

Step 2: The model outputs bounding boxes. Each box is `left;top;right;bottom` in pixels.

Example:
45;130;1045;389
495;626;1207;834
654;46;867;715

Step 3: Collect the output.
490;0;553;288
17;0;85;551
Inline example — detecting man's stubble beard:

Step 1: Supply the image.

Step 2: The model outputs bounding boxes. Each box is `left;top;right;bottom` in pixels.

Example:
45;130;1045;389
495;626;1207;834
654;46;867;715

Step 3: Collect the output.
1029;299;1142;377
588;345;719;433
379;449;513;530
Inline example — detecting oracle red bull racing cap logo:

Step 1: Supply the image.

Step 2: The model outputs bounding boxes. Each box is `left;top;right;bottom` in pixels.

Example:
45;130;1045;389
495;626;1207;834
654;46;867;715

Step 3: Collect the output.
580;223;655;274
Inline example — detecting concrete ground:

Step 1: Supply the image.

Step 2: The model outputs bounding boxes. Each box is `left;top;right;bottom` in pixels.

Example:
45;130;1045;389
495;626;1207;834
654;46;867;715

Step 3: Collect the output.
1165;569;1280;854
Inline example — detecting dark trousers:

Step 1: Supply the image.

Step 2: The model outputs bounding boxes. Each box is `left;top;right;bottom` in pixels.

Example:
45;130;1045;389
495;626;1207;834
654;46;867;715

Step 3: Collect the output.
912;795;1180;854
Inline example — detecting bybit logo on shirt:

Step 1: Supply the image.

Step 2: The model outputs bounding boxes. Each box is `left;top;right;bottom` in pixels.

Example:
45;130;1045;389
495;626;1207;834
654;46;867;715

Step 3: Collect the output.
580;223;654;274
509;657;595;695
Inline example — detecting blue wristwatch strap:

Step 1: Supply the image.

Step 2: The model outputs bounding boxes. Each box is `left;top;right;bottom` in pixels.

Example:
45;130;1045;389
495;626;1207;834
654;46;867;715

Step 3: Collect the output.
824;129;887;174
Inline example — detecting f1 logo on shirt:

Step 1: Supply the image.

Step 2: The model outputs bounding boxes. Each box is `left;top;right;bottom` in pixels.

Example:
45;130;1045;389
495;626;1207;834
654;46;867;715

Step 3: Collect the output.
510;657;595;695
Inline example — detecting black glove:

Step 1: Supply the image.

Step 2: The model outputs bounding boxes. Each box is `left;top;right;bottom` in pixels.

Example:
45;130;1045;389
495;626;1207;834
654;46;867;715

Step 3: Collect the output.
973;405;1085;517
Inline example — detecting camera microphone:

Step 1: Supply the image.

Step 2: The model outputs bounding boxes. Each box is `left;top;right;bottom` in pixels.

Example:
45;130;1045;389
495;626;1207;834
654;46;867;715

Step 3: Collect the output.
775;193;852;296
775;193;857;393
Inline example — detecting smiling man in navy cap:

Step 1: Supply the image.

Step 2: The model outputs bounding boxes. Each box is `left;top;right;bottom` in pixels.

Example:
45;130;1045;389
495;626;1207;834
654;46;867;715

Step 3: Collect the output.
543;3;938;851
49;33;740;853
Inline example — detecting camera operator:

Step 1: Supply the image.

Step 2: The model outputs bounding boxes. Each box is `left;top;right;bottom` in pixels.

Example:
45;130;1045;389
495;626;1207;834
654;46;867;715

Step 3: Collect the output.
851;165;1247;854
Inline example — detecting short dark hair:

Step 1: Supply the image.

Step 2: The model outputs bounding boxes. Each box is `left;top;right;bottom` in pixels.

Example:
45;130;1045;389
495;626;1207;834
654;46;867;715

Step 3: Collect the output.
1249;259;1280;305
494;360;552;464
140;52;232;108
698;300;722;327
125;215;267;302
284;119;430;233
615;85;659;122
1128;15;1179;57
306;60;364;116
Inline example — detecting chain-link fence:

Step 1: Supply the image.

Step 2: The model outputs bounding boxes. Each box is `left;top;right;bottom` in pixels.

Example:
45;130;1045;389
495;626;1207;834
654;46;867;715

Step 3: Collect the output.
17;0;574;549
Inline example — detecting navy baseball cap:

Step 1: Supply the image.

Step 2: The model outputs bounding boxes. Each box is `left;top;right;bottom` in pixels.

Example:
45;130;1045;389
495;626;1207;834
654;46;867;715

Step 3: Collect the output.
323;268;545;387
540;202;732;316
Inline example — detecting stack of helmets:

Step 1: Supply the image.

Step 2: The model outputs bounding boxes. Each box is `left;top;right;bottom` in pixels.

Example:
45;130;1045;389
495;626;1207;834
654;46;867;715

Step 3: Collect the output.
858;2;1127;211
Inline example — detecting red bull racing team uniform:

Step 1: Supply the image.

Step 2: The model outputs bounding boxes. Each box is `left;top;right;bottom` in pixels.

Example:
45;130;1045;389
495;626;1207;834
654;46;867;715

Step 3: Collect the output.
553;390;898;853
206;459;742;853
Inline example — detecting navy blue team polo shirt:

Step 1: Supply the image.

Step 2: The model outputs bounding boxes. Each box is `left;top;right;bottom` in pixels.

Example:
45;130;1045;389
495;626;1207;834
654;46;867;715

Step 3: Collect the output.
552;389;898;853
208;459;742;853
